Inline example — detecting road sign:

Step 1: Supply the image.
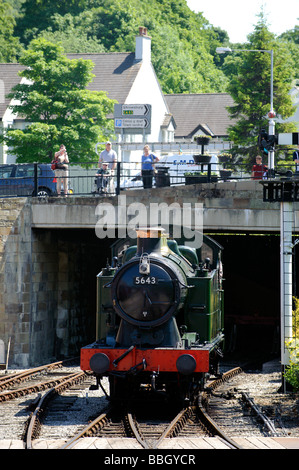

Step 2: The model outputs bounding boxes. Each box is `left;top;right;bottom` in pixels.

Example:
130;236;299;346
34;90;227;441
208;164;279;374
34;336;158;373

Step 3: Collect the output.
114;104;151;117
114;104;151;134
114;118;149;129
121;104;150;116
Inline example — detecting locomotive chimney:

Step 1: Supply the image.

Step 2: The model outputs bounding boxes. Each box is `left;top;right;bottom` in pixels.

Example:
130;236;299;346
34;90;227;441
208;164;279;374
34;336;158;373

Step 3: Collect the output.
136;227;165;255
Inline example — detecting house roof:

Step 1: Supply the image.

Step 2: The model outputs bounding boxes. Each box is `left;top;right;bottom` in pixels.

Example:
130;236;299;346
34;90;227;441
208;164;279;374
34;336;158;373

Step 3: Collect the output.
0;58;236;139
164;93;236;138
0;63;25;119
0;53;141;120
67;53;142;104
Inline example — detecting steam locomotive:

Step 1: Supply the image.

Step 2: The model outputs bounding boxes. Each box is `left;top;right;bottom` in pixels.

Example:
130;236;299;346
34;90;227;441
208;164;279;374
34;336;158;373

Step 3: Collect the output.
81;227;224;404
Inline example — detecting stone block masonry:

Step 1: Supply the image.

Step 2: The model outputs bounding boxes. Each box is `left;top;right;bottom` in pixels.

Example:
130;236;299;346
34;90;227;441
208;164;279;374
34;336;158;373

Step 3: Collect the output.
0;198;96;368
0;198;58;367
0;198;32;368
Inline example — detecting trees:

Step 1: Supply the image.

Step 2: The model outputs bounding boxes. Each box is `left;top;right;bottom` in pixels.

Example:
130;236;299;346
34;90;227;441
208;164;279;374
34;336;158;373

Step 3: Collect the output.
1;38;116;162
14;0;228;94
221;14;297;163
0;1;22;62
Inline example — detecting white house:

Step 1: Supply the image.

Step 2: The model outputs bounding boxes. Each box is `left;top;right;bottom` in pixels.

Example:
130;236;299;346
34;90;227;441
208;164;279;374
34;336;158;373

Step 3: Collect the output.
67;27;177;166
0;28;175;165
0;28;234;166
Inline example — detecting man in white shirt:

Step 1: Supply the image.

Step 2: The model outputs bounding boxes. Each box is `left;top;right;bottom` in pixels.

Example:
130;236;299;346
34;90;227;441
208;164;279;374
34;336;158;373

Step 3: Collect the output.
99;141;117;171
98;141;117;194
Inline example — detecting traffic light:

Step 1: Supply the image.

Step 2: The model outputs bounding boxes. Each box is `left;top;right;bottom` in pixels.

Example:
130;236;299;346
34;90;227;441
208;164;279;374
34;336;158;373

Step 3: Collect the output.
258;129;278;155
258;129;269;155
267;134;278;149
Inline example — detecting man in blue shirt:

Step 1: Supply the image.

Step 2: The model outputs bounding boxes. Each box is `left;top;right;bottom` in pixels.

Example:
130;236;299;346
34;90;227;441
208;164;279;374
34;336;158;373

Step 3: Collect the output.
293;145;299;173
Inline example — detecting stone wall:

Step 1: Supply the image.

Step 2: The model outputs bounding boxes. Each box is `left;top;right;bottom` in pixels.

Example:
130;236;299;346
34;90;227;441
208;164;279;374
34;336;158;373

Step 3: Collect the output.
0;198;32;368
0;198;101;368
0;198;60;368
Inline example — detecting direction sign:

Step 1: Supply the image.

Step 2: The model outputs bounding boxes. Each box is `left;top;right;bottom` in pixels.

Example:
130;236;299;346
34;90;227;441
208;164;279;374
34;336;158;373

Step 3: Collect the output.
121;104;150;116
114;118;149;129
114;104;152;134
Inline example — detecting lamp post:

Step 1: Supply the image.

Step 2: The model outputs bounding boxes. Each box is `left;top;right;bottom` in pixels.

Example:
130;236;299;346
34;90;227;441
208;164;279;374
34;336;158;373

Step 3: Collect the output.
216;47;275;175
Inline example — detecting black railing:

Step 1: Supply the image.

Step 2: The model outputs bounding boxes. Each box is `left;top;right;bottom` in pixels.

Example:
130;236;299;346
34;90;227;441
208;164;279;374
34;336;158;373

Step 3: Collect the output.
0;160;296;198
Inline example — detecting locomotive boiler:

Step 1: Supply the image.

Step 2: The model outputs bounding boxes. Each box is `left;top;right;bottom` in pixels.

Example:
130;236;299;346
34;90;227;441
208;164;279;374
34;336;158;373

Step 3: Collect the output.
81;227;224;403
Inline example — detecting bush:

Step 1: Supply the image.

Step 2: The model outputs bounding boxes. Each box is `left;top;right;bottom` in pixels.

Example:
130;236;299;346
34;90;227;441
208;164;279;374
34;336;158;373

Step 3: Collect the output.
284;298;299;390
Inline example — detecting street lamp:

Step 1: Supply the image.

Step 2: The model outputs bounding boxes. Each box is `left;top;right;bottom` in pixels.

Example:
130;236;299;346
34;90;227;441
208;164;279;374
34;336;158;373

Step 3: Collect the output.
216;46;275;174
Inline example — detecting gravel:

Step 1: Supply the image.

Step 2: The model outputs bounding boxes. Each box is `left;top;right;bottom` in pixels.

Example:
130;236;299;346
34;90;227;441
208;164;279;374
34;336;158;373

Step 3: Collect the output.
216;358;299;437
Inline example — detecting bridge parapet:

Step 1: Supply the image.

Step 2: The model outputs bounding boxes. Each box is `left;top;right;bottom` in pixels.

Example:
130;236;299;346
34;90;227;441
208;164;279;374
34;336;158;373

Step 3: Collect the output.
30;180;293;232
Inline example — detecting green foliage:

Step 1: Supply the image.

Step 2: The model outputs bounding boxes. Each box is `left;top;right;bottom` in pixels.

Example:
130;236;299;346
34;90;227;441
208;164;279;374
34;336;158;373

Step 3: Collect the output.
14;0;228;94
284;298;299;390
0;1;22;61
279;26;299;83
1;0;298;159
220;13;297;163
35;14;106;53
1;38;116;162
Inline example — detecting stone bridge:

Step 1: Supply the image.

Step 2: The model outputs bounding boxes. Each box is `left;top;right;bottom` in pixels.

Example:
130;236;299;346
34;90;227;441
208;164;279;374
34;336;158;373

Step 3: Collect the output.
1;180;298;368
30;180;298;232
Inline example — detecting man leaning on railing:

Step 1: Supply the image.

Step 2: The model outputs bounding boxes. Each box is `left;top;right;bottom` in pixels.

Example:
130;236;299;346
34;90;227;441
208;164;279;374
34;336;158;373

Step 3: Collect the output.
97;141;117;194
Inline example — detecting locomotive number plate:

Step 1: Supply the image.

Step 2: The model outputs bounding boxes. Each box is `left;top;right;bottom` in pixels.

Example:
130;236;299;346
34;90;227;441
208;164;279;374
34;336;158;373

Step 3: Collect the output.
134;276;158;285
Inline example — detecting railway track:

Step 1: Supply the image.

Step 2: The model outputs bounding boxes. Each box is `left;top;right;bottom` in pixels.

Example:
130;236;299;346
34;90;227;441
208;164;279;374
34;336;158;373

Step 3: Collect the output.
60;367;244;449
0;358;79;395
1;362;286;449
0;359;86;445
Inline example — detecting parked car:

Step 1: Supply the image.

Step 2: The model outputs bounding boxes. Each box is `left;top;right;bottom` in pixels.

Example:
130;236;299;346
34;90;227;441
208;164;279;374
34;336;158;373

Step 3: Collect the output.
120;154;219;189
0;163;57;197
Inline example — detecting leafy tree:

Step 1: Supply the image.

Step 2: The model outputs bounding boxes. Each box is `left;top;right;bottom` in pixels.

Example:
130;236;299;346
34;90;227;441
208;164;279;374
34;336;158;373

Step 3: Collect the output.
221;13;297;164
1;38;116;162
14;0;87;44
0;0;22;62
14;0;228;94
279;25;299;83
280;25;299;45
36;13;106;54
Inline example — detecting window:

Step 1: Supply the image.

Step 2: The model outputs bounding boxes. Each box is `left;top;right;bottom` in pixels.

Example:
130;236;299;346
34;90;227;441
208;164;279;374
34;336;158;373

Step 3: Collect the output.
15;165;35;178
0;165;14;178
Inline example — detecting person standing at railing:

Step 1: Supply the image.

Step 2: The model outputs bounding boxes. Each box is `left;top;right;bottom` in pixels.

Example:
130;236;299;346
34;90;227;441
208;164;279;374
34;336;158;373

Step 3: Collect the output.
98;141;117;194
141;145;159;189
53;144;69;195
293;145;299;173
251;155;267;180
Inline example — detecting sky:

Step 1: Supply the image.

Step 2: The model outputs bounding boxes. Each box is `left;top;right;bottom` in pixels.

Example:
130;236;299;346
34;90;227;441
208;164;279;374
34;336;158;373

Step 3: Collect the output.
186;0;298;43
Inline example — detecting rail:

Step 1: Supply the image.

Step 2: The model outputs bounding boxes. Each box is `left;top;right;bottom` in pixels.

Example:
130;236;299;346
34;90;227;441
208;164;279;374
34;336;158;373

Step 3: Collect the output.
0;160;296;198
60;367;244;450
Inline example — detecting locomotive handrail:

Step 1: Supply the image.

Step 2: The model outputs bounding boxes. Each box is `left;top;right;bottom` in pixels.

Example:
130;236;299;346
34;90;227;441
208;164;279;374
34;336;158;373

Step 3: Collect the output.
112;345;135;367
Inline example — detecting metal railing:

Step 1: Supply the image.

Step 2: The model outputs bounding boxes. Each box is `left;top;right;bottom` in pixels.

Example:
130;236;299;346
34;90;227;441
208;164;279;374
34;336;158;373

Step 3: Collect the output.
0;160;296;198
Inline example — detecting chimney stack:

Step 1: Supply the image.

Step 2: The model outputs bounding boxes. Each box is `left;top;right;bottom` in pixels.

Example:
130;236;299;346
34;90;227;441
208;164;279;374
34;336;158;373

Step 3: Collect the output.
135;26;151;62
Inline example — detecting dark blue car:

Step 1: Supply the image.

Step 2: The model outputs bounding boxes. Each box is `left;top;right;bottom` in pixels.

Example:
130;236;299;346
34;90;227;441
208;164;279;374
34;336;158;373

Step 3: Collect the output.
0;163;57;197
